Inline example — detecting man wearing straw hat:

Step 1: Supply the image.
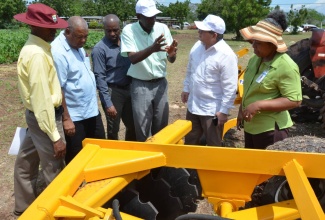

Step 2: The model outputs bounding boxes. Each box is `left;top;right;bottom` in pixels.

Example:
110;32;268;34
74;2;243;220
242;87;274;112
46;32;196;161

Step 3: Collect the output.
237;10;302;149
13;3;68;216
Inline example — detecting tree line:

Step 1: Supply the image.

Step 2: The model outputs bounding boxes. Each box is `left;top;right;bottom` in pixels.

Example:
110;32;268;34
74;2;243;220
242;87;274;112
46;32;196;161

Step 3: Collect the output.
1;0;325;39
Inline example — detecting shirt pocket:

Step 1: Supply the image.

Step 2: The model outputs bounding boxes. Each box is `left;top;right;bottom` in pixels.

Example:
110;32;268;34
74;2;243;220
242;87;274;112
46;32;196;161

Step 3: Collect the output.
204;65;218;84
258;75;276;93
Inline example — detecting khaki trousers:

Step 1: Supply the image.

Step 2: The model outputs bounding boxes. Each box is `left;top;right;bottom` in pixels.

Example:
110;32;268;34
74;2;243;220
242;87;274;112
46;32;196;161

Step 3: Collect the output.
14;110;65;213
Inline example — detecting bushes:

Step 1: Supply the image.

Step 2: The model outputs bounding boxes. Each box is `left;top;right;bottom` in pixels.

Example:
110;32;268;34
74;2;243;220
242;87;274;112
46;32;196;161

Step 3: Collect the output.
0;28;104;64
88;21;103;29
0;29;28;63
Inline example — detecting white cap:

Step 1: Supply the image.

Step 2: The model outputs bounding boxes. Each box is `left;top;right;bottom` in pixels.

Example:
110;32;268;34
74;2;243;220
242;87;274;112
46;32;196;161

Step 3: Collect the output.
136;0;162;17
194;14;226;34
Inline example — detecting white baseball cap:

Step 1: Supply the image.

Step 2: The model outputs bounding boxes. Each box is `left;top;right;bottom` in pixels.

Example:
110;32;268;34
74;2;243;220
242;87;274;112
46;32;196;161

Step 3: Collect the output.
194;14;226;34
136;0;162;17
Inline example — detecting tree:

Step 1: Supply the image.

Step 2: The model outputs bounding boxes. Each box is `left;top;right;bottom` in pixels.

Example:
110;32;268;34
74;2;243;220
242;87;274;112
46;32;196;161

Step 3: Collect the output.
38;0;76;17
305;9;325;27
82;0;136;22
0;0;26;28
196;0;222;20
156;3;171;17
287;5;307;34
168;0;191;29
196;0;271;39
80;0;98;16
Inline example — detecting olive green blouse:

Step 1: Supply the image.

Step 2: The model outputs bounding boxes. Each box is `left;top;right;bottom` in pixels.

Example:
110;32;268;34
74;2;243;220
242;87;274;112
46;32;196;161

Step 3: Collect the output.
242;53;302;134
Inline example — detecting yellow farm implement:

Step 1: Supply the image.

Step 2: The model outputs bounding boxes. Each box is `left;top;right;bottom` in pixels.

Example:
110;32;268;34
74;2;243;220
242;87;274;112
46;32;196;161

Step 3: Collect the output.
18;119;325;220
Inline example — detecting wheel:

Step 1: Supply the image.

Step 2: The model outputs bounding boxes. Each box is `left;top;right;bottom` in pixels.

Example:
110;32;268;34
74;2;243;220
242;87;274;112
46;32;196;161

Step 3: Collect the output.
247;136;325;210
107;167;202;220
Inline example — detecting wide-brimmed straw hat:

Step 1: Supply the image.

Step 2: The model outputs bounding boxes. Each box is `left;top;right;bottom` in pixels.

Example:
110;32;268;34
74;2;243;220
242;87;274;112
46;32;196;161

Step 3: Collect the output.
14;3;68;29
240;20;287;53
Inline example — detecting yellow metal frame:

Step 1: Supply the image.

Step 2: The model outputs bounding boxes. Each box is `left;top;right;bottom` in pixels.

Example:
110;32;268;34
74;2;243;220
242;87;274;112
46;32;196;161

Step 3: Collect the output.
18;119;325;220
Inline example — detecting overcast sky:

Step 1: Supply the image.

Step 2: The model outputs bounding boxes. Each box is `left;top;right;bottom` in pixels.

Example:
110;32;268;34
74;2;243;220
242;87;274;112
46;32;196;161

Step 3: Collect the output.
156;0;325;14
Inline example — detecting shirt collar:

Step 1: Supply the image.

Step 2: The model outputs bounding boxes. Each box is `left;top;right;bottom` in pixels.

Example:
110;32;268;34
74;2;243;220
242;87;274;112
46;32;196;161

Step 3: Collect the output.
28;34;51;51
58;30;73;51
103;36;119;47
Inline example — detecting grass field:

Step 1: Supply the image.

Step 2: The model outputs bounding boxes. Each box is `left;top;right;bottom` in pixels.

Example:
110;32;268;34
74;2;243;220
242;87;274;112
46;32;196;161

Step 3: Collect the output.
0;29;312;219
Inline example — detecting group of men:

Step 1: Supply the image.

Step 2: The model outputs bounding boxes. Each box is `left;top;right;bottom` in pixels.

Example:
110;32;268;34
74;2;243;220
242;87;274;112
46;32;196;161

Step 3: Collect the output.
13;0;238;216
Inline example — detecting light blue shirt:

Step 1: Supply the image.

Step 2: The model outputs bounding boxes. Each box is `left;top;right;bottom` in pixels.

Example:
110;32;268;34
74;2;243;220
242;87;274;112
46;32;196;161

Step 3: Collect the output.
51;31;98;121
121;21;173;80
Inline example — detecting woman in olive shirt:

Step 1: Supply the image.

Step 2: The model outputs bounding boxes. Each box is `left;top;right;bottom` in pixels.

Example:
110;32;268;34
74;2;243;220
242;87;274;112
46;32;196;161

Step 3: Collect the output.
237;10;302;149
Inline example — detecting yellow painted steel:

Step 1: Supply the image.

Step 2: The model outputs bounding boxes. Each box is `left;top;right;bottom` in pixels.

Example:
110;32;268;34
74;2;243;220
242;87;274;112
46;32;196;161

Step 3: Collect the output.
234;48;248;105
284;159;325;220
225;199;301;219
236;48;249;59
18;119;325;220
83;148;165;182
218;201;233;217
223;117;237;138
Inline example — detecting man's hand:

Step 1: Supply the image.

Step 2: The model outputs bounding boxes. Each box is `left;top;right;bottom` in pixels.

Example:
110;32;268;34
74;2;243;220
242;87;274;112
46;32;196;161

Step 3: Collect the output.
151;34;167;53
53;138;66;158
63;118;75;136
215;112;228;126
106;106;117;119
166;39;178;57
181;92;189;103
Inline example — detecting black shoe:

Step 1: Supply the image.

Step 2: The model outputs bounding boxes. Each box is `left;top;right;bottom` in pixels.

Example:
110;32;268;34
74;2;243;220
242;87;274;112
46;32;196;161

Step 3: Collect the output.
13;210;23;216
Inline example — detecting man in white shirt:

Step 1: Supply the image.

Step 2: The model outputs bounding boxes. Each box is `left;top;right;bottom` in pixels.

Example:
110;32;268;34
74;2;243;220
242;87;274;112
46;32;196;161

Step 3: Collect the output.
181;14;238;146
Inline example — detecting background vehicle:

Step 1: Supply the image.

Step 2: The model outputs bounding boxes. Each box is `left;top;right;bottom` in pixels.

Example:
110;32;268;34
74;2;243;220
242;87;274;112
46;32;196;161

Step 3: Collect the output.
172;22;190;29
302;24;318;32
285;25;303;33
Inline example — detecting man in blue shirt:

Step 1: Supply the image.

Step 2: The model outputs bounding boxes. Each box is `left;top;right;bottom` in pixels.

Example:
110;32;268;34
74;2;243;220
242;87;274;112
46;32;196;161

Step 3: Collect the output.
121;0;178;141
51;16;105;164
92;14;136;141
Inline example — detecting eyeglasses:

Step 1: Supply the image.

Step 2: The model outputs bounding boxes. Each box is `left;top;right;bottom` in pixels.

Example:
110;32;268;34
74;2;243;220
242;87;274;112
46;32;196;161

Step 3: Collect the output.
198;29;215;34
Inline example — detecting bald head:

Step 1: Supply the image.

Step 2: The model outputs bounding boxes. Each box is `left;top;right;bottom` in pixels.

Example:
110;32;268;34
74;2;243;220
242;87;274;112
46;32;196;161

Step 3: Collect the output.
65;16;88;49
103;14;120;26
103;14;121;44
67;16;88;32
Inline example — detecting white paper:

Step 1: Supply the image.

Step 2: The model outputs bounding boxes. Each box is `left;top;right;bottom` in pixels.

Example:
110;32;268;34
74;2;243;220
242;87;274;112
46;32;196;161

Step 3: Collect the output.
8;127;27;155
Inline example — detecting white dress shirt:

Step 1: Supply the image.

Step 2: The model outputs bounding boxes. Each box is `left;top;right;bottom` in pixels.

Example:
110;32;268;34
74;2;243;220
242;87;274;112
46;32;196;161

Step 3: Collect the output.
183;39;238;116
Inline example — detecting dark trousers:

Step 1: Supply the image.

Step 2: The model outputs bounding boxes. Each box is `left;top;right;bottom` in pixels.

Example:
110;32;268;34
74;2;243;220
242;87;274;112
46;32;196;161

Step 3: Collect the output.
103;86;136;141
65;113;105;164
185;110;223;146
244;123;288;149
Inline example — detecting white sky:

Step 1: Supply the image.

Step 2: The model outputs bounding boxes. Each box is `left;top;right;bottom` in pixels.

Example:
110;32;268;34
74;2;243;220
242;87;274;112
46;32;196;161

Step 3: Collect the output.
156;0;325;14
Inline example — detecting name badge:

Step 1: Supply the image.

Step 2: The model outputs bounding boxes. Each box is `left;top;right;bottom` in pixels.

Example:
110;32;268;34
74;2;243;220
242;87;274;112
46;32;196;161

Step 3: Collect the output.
256;69;269;83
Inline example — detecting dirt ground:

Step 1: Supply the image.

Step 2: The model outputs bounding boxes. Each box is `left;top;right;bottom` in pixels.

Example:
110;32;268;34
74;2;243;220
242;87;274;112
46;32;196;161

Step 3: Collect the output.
1;31;325;219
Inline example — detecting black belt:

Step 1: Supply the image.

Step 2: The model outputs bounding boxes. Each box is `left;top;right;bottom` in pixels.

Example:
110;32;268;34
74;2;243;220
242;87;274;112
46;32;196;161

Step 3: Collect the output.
108;83;130;90
137;77;164;83
28;106;63;115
